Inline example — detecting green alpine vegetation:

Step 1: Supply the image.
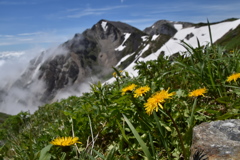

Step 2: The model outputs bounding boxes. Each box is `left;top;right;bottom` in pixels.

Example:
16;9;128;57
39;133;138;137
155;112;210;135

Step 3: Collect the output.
1;31;240;159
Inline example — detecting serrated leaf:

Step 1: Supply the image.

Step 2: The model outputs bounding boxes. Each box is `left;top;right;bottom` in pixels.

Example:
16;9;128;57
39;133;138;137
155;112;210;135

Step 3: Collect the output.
216;96;232;104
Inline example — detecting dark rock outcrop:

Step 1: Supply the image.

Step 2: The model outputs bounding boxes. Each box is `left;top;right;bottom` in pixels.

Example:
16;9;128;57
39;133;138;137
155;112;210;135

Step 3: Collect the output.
185;32;194;40
191;119;240;160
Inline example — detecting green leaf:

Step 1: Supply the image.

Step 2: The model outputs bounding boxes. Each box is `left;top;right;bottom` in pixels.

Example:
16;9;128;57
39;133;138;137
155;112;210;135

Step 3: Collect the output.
153;112;172;160
148;132;156;158
91;148;105;159
106;148;116;160
233;101;240;109
123;114;153;160
60;152;66;160
216;96;232;104
205;109;220;114
116;120;129;143
39;144;52;160
217;113;235;120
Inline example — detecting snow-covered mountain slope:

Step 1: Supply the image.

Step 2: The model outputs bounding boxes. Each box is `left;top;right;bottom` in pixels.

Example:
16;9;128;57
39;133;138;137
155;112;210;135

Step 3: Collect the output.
106;19;240;83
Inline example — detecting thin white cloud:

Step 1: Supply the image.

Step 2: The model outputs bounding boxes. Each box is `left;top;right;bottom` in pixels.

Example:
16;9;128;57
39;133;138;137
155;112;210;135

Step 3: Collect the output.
0;31;70;47
18;38;33;41
0;42;13;46
18;32;43;36
0;34;15;38
66;11;104;18
63;5;129;18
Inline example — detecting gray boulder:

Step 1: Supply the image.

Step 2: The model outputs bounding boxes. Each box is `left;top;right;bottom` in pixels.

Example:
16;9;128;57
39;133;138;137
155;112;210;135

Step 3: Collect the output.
191;119;240;160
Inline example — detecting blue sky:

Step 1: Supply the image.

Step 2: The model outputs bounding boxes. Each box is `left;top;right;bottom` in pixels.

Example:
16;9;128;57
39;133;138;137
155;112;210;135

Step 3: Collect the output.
0;0;239;52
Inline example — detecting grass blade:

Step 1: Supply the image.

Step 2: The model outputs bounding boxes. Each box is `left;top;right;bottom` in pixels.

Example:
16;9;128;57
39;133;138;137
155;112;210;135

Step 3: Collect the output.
123;114;153;160
207;19;213;45
91;148;105;159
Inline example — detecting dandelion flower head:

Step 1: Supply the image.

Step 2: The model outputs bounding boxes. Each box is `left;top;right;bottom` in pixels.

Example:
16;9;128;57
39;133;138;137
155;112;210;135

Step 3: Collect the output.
50;137;81;146
122;84;137;95
226;73;240;82
188;87;207;97
144;88;175;115
134;86;150;98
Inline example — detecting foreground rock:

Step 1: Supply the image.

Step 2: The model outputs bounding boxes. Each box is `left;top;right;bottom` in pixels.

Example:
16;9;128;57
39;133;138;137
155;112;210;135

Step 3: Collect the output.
191;119;240;160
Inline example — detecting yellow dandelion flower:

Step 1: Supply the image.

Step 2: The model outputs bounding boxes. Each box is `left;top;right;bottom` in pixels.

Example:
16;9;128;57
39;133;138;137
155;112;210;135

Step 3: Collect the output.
144;88;175;115
188;87;207;97
134;86;150;98
226;73;240;82
122;84;137;95
50;137;81;146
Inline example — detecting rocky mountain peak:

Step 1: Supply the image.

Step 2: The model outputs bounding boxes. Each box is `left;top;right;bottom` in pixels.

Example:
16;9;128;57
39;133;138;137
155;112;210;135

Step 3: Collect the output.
144;20;177;36
96;19;141;33
144;19;194;36
10;19;147;104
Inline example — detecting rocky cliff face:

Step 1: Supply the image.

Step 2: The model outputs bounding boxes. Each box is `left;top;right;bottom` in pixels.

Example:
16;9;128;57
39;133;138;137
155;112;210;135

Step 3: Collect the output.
27;20;146;103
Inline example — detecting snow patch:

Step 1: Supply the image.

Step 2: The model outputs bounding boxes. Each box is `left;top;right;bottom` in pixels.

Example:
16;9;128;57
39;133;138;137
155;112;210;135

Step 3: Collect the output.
123;19;240;77
115;33;131;51
115;52;135;67
151;19;240;58
174;24;183;31
137;44;150;58
105;44;151;84
124;61;139;77
151;35;159;41
101;21;108;32
141;36;148;41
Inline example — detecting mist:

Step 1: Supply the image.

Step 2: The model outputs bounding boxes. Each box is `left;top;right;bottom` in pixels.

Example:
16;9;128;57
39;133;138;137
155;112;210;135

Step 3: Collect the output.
0;45;92;115
0;48;44;114
0;31;117;115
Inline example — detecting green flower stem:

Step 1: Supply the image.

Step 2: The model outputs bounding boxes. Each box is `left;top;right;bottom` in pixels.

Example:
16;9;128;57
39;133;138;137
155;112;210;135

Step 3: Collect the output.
61;146;71;159
189;98;197;129
166;111;187;160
